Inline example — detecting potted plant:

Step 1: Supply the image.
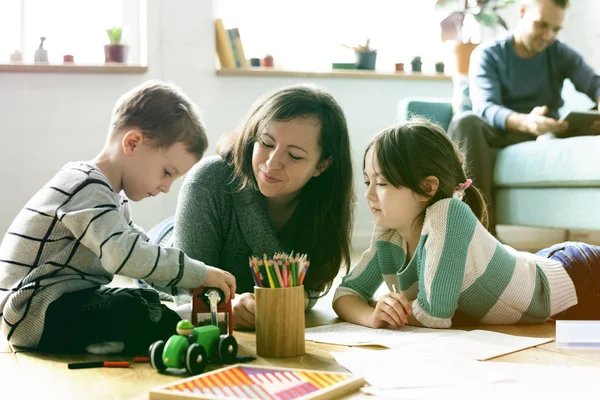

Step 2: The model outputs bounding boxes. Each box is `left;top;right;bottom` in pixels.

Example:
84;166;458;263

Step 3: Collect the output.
410;56;422;72
435;0;515;74
435;61;445;73
262;54;274;67
9;49;22;62
105;26;127;63
345;39;377;70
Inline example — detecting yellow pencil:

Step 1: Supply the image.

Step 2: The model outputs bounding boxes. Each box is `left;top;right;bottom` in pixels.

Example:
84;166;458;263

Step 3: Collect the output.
263;254;275;288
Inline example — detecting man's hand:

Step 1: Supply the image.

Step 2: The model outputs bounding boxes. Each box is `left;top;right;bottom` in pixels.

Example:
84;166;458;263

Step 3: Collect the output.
203;265;236;303
232;292;255;330
508;106;568;136
366;291;412;329
527;106;569;135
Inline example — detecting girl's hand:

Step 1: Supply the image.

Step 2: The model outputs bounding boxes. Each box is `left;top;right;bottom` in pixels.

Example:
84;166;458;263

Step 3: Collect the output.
367;292;412;329
232;292;255;330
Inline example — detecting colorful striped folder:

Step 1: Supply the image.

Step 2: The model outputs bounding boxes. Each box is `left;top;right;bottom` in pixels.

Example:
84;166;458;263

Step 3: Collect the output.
149;364;364;399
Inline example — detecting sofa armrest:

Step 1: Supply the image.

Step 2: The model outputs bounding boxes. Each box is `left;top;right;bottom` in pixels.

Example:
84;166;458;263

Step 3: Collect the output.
397;98;454;131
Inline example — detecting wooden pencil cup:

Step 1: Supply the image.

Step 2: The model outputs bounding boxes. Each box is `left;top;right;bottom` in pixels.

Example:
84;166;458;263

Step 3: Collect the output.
255;285;305;358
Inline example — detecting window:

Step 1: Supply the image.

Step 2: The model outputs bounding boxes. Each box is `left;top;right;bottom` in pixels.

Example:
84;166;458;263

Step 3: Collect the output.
214;0;444;72
0;0;146;65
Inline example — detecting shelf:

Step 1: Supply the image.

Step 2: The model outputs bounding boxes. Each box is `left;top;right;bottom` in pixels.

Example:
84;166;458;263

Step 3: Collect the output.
216;67;452;81
0;63;148;74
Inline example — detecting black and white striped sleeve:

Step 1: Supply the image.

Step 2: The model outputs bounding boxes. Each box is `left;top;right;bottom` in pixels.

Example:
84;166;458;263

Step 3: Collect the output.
57;179;206;288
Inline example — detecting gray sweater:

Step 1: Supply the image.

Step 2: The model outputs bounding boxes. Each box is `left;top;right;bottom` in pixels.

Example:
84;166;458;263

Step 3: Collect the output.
470;35;600;130
173;155;317;308
0;162;207;348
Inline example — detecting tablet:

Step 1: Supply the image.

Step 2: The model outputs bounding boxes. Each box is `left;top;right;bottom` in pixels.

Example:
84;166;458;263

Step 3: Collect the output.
559;110;600;135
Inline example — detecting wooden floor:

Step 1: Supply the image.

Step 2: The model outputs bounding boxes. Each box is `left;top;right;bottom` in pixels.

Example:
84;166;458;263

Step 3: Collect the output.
3;274;600;399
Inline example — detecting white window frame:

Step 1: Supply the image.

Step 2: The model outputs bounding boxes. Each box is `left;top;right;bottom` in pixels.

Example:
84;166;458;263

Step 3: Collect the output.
11;0;146;65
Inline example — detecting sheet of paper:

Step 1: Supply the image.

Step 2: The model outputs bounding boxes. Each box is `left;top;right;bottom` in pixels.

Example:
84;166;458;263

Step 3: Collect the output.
331;349;511;390
307;322;553;360
305;322;463;347
405;329;553;361
359;362;600;399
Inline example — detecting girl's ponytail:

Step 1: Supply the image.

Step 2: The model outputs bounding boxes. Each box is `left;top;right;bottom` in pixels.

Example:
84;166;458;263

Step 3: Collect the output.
463;185;489;229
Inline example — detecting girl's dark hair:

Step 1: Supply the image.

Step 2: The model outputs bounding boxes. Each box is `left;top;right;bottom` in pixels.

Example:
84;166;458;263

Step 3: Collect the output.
364;117;488;230
217;84;355;296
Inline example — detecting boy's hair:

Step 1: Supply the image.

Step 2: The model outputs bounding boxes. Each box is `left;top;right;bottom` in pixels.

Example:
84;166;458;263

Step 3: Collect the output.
365;117;488;229
524;0;569;7
109;80;208;159
217;84;355;296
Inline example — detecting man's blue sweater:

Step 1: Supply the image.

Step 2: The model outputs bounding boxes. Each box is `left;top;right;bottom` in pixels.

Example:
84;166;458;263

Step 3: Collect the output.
469;35;600;131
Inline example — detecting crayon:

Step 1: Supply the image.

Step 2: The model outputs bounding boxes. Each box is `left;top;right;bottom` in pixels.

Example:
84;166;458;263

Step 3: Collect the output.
68;361;130;369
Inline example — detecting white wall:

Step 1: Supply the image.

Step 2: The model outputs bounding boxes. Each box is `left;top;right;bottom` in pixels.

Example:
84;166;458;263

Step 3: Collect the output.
562;0;600;70
0;0;452;249
0;0;596;249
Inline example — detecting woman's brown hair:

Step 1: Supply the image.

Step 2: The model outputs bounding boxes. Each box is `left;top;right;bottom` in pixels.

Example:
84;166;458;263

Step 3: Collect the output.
218;84;355;296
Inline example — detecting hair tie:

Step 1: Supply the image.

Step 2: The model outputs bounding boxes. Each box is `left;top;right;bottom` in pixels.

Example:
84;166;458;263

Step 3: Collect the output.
452;178;472;201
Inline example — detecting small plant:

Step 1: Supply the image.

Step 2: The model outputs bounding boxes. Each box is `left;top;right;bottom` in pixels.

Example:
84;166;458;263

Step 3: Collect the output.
411;56;423;72
106;27;123;44
262;54;274;67
104;26;127;63
435;0;515;43
435;61;445;73
343;39;375;53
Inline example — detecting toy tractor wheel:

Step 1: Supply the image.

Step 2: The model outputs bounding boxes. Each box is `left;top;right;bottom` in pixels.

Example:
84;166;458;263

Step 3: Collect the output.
217;335;238;364
186;343;208;375
149;340;167;372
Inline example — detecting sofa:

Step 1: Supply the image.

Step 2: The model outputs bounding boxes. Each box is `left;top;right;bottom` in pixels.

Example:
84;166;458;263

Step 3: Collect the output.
397;98;600;231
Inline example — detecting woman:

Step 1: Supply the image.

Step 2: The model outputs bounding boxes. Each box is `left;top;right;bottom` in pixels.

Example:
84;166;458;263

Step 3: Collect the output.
173;84;355;329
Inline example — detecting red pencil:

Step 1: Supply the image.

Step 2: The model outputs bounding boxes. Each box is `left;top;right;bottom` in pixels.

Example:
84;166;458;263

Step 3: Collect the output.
68;361;130;369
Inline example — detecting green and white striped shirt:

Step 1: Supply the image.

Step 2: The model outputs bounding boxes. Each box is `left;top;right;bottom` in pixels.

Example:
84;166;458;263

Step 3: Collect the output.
334;198;577;328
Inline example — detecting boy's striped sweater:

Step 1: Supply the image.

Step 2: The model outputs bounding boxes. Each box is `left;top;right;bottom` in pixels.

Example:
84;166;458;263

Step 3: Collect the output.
0;162;208;348
334;198;577;328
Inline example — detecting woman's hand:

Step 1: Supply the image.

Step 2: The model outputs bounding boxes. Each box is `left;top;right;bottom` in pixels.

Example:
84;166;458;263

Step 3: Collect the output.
366;291;412;329
232;292;256;330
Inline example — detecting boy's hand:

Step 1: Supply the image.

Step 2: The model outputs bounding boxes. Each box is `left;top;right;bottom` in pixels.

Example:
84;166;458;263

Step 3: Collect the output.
232;293;256;330
203;266;236;303
367;292;412;329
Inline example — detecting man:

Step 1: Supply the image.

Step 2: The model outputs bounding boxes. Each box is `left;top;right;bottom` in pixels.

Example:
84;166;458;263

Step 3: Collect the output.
448;0;600;236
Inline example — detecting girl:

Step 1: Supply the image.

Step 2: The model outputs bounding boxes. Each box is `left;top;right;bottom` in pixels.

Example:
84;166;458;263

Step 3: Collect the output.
333;117;599;329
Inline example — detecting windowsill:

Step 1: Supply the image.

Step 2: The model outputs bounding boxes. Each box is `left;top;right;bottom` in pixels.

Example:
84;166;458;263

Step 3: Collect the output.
216;67;452;81
0;63;148;74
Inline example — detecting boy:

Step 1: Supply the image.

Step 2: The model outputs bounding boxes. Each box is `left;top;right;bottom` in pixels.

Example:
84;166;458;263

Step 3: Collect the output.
0;80;235;355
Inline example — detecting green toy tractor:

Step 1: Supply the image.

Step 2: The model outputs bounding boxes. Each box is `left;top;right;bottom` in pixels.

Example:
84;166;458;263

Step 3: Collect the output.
148;287;238;375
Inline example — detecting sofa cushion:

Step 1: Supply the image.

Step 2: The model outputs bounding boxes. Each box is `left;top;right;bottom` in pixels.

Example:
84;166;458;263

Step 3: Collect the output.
496;188;600;230
494;136;600;188
397;98;454;131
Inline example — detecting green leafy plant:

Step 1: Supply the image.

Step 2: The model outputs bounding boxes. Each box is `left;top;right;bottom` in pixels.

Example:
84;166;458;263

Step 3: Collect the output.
343;39;375;53
106;27;123;44
435;0;515;42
